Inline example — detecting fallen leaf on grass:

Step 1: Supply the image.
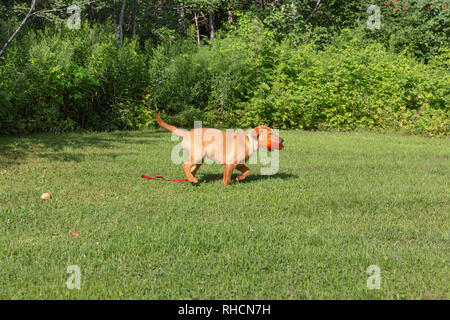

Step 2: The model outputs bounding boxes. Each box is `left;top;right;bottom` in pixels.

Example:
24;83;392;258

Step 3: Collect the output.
71;232;79;238
40;192;51;200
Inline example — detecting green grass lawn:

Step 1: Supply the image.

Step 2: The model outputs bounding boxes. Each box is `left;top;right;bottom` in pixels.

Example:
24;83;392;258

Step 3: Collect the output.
0;129;448;299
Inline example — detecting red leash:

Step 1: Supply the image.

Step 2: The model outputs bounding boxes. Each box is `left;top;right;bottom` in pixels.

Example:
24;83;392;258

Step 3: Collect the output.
141;174;189;182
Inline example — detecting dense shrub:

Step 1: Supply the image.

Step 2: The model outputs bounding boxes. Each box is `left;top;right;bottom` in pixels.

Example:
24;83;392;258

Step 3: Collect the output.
366;0;450;62
0;23;152;134
0;14;448;136
259;1;450;62
239;28;449;136
147;14;273;127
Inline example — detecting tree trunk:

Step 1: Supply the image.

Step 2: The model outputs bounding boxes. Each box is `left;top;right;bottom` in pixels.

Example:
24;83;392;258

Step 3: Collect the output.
89;4;94;21
131;4;136;39
178;2;186;34
304;0;321;24
112;0;118;39
0;0;37;58
228;10;233;24
118;0;127;48
194;13;200;46
260;0;266;10
209;11;215;41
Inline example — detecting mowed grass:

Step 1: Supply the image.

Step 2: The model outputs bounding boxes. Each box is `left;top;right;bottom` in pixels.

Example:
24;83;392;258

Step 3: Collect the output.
0;129;448;299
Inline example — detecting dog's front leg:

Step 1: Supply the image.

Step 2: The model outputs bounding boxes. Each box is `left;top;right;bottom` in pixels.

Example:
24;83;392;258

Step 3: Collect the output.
222;164;236;186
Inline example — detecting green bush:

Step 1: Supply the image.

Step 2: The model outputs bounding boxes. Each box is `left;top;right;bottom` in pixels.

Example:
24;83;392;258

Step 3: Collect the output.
240;28;449;136
365;0;450;62
0;23;150;134
0;13;448;137
147;14;272;127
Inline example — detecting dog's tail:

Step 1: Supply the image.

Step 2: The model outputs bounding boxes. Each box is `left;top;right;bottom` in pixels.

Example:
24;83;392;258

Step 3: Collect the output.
155;112;187;137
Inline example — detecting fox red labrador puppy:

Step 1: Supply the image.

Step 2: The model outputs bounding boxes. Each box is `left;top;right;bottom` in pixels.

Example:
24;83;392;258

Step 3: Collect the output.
155;113;284;185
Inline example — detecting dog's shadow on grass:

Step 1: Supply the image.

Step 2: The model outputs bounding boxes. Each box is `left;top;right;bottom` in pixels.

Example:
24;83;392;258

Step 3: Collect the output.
198;172;297;184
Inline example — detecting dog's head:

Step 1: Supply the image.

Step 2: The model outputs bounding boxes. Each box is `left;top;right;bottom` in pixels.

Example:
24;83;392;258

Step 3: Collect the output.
250;126;284;151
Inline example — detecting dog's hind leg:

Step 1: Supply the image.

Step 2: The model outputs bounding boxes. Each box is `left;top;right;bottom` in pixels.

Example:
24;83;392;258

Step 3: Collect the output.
222;164;236;186
182;153;203;184
182;162;199;184
235;164;250;182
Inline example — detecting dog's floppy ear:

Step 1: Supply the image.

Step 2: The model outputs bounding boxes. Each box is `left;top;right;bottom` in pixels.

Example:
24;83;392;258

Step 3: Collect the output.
251;126;271;138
